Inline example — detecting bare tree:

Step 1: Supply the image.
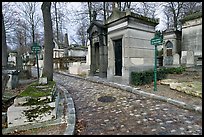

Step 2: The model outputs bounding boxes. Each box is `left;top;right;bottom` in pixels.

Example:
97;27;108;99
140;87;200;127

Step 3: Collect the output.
16;2;41;43
51;2;67;47
182;2;202;16
2;12;10;94
2;2;19;33
116;2;132;11
87;2;93;23
2;2;20;50
76;20;89;46
54;2;59;44
41;2;54;81
2;13;8;68
163;2;183;30
15;19;30;55
163;2;202;31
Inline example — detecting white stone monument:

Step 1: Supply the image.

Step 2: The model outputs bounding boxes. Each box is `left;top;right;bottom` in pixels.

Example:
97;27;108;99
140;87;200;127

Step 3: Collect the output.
173;53;180;66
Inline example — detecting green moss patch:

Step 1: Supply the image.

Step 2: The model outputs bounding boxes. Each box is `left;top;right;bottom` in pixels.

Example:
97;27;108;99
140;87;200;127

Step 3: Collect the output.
21;97;52;106
18;81;56;98
23;105;55;122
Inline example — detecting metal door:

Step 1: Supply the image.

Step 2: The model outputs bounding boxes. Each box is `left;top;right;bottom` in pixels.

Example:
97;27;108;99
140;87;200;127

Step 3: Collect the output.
114;39;122;76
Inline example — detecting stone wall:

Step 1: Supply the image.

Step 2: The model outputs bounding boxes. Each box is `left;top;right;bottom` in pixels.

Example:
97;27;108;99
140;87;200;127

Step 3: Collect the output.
68;49;87;57
181;15;202;66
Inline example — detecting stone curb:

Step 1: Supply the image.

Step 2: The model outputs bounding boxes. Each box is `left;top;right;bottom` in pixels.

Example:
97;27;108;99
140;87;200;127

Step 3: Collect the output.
56;71;202;114
57;85;76;135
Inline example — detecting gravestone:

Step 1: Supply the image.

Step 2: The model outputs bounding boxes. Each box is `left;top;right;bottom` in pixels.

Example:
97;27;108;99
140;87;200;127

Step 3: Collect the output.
38;77;48;85
16;54;23;71
6;70;20;89
164;56;173;65
69;62;81;75
173;53;180;65
186;50;194;67
181;51;187;65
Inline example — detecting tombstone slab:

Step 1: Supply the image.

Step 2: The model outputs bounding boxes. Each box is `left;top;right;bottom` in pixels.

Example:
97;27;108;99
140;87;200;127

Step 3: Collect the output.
181;51;188;65
173;53;180;65
38;77;48;85
186;50;194;67
7;102;56;128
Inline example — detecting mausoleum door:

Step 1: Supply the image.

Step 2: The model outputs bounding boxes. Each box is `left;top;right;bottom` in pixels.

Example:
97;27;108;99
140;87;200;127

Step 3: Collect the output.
165;41;173;65
114;39;122;76
94;42;100;72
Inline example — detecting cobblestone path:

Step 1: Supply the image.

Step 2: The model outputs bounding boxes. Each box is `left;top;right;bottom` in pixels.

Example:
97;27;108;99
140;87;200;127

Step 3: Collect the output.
54;73;202;135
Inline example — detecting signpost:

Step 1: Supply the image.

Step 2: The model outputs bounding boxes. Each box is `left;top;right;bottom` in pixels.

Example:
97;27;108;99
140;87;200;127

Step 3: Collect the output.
31;42;41;78
150;31;163;91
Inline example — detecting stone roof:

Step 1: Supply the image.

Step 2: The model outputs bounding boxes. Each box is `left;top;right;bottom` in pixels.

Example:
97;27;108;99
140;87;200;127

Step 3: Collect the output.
105;9;159;25
180;11;202;24
87;20;105;33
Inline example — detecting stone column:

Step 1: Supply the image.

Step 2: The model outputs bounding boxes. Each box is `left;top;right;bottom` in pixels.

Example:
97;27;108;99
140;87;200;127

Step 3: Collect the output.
99;33;107;78
89;38;96;76
16;53;23;71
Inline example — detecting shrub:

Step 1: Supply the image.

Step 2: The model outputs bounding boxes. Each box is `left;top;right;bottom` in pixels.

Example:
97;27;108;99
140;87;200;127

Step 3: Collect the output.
131;66;185;86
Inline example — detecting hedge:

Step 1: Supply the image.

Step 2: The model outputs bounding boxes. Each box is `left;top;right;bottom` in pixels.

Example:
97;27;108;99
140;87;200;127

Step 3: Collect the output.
131;67;185;86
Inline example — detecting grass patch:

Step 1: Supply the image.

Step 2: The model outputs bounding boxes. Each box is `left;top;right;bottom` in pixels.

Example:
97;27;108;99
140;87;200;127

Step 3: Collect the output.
18;81;56;98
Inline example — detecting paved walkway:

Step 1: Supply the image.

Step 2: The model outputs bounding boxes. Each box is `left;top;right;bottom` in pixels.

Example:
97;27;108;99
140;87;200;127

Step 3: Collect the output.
53;71;202;135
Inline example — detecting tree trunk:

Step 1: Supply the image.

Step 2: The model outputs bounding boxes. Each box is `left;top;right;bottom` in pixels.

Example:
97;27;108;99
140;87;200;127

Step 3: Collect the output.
41;2;54;81
103;2;106;22
2;13;8;69
32;23;35;43
54;2;59;46
87;2;92;24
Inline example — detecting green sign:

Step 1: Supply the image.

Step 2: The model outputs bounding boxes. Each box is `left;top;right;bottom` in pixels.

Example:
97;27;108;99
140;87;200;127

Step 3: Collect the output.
31;43;41;51
151;37;163;45
150;31;164;92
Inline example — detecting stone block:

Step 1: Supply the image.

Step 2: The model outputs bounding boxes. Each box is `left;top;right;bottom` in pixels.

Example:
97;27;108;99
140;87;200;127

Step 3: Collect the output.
129;65;154;73
163;56;173;66
173;54;180;65
181;56;187;65
38;77;48;85
130;58;144;65
186;50;194;65
69;66;80;74
181;51;188;57
6;70;19;89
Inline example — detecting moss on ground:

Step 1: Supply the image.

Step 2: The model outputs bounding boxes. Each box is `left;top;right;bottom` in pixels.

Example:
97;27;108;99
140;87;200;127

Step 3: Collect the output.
18;81;56;98
21;97;52;106
23;105;55;122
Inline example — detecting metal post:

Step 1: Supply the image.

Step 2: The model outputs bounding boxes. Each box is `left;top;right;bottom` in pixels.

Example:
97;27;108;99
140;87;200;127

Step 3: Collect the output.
154;45;157;91
36;50;40;78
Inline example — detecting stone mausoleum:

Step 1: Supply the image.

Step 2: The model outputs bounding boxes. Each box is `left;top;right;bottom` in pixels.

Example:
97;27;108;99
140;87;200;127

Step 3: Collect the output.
180;12;202;67
88;8;159;84
162;11;202;68
162;30;182;67
87;14;108;78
